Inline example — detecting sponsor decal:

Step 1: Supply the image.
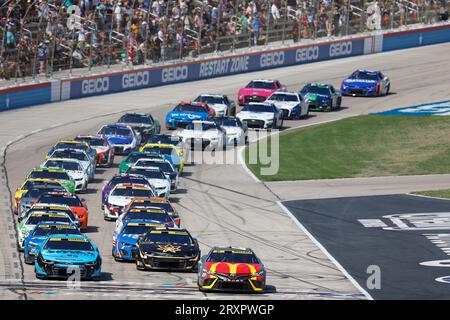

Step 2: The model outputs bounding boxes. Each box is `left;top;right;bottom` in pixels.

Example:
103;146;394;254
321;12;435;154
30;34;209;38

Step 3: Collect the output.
162;66;188;83
157;244;181;253
122;71;150;89
260;51;285;67
295;46;319;62
329;41;353;57
81;77;109;95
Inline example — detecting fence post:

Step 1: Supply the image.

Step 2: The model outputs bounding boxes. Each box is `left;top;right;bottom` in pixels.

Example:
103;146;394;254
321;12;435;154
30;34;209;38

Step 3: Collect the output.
265;0;272;46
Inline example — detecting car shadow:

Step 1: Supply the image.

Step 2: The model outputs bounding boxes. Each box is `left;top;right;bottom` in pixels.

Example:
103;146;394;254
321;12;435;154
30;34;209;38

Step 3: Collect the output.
84;225;100;233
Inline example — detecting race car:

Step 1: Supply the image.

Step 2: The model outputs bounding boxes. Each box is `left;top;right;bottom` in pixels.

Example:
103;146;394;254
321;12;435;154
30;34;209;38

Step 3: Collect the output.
112;220;165;261
118;151;164;174
341;70;390;96
101;173;152;209
135;228;200;271
117;112;161;142
36;192;89;231
48;148;96;182
17;210;79;251
236;103;284;130
174;121;226;150
299;83;342;112
237;79;287;105
18;185;67;219
42;158;89;193
14;178;67;214
34;234;102;280
24;222;82;264
25;167;75;194
115;208;176;233
46;140;97;163
214;117;248;145
165;102;216;130
139;143;184;173
104;183;156;220
194;94;237;117
146;134;187;160
125;167;171;198
197;247;266;293
133;159;179;191
122;197;181;227
74;135;114;167
265;91;309;119
97;123;140;155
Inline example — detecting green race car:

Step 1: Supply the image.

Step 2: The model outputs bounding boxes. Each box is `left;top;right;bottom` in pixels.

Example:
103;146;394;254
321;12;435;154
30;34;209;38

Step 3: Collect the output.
300;83;342;112
119;151;164;174
25;167;76;194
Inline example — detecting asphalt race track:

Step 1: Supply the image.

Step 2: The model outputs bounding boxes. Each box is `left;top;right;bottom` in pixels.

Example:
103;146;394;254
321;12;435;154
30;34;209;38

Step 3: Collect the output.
283;194;450;300
1;42;450;300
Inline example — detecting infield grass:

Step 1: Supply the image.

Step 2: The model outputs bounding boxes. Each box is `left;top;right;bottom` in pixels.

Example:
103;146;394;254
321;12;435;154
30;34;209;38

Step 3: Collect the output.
412;189;450;200
246;115;450;181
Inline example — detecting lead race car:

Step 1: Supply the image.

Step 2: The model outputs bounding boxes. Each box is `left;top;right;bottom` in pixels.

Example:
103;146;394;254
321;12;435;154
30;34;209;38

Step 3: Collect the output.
341;69;390;96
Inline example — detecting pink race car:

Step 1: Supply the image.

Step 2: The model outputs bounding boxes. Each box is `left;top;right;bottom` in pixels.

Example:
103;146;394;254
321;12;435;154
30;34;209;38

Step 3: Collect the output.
237;79;287;106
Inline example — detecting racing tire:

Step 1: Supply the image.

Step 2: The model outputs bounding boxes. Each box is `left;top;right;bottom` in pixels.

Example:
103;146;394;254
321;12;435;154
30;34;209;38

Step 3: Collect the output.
278;119;284;130
24;255;34;265
385;84;390;96
326;102;333;112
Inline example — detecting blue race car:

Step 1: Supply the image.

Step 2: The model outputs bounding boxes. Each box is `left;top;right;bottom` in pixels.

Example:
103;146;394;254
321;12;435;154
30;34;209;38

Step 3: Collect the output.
112;219;165;261
24;221;82;264
97;123;140;155
34;234;102;280
165;102;213;130
341;70;390;97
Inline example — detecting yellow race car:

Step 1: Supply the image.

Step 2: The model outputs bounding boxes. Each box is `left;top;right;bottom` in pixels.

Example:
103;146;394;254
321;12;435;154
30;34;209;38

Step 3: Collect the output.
139;143;184;173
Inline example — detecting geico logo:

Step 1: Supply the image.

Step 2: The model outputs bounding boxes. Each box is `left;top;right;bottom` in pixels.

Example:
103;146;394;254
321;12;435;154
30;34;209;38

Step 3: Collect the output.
329;42;352;57
295;46;319;62
81;77;109;94
162;66;188;82
260;52;285;67
122;71;150;88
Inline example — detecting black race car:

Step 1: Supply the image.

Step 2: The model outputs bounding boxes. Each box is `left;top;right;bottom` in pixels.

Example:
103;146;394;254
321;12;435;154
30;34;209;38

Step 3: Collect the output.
135;228;200;271
117;113;161;142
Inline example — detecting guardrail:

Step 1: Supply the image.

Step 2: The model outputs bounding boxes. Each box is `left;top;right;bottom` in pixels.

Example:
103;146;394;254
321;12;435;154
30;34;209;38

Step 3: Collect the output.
1;22;450;112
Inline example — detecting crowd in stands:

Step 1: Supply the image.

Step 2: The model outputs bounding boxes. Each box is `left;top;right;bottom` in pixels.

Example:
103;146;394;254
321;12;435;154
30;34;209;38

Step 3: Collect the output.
0;0;449;80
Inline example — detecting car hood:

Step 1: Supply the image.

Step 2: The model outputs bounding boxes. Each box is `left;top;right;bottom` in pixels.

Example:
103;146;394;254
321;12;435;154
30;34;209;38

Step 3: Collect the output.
103;135;133;144
168;111;208;120
223;126;242;135
139;242;198;256
304;93;330;102
239;88;276;96
66;170;86;180
343;79;378;87
205;262;261;274
209;103;227;112
118;122;152;128
92;146;110;154
108;196;134;207
180;129;221;139
118;233;141;245
147;179;169;188
40;249;98;263
237;111;274;120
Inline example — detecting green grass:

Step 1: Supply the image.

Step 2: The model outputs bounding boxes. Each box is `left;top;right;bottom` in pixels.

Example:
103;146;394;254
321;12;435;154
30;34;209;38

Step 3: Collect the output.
412;189;450;200
245;115;450;181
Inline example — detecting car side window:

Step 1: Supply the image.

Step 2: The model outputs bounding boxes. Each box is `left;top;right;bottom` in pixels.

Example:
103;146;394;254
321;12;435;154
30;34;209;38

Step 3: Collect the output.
224;96;229;105
330;86;335;94
276;81;281;88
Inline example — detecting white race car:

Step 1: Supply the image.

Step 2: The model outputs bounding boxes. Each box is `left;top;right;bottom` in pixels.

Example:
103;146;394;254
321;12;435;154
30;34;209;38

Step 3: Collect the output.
42;158;89;192
104;183;156;220
236;103;283;130
174;120;226;150
214;117;248;145
126;167;171;198
194;94;237;117
265;91;309;119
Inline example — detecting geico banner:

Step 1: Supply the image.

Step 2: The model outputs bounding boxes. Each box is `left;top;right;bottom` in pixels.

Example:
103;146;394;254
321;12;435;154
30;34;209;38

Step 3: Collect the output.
69;38;365;99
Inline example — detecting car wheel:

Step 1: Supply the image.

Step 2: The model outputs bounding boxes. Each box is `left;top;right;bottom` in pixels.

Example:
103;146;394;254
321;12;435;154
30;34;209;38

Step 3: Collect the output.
327;102;333;112
278;118;284;129
386;84;390;96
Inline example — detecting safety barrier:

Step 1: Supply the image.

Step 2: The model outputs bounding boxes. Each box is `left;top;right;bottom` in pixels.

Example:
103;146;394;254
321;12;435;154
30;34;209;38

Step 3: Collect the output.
1;23;449;112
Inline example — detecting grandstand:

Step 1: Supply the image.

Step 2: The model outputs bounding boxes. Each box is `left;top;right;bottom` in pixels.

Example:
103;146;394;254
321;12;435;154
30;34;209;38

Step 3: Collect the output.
0;0;449;81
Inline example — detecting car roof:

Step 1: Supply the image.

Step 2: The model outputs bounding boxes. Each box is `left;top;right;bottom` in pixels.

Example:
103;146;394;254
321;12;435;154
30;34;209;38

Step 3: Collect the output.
250;79;276;82
197;94;225;98
211;246;254;252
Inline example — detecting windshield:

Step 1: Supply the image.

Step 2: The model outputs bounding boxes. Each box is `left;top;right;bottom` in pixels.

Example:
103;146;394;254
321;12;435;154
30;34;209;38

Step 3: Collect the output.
242;105;276;113
51;151;88;162
303;86;330;95
126;153;162;163
246;81;276;89
125;211;172;223
174;104;207;113
214;118;240;127
109;176;149;187
129;202;173;212
55;143;88;152
122;225;156;235
207;251;259;263
99;126;132;136
136;161;174;173
32;225;80;237
23;181;62;190
111;188;154;197
147;136;181;145
29;171;70;180
143;233;193;244
351;71;379;80
24;188;63;199
141;147;174;156
195;96;225;105
44;160;82;171
127;168;166;180
37;195;82;207
75;137;105;147
185;122;217;131
44;238;94;251
269;93;299;102
26;214;72;225
119;114;152;124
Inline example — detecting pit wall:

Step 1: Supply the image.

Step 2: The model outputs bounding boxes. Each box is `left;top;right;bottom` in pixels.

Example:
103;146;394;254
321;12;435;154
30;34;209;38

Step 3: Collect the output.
1;23;450;112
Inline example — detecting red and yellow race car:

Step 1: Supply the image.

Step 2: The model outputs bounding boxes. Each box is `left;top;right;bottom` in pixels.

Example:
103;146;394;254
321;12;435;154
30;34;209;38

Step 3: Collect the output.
198;247;266;293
